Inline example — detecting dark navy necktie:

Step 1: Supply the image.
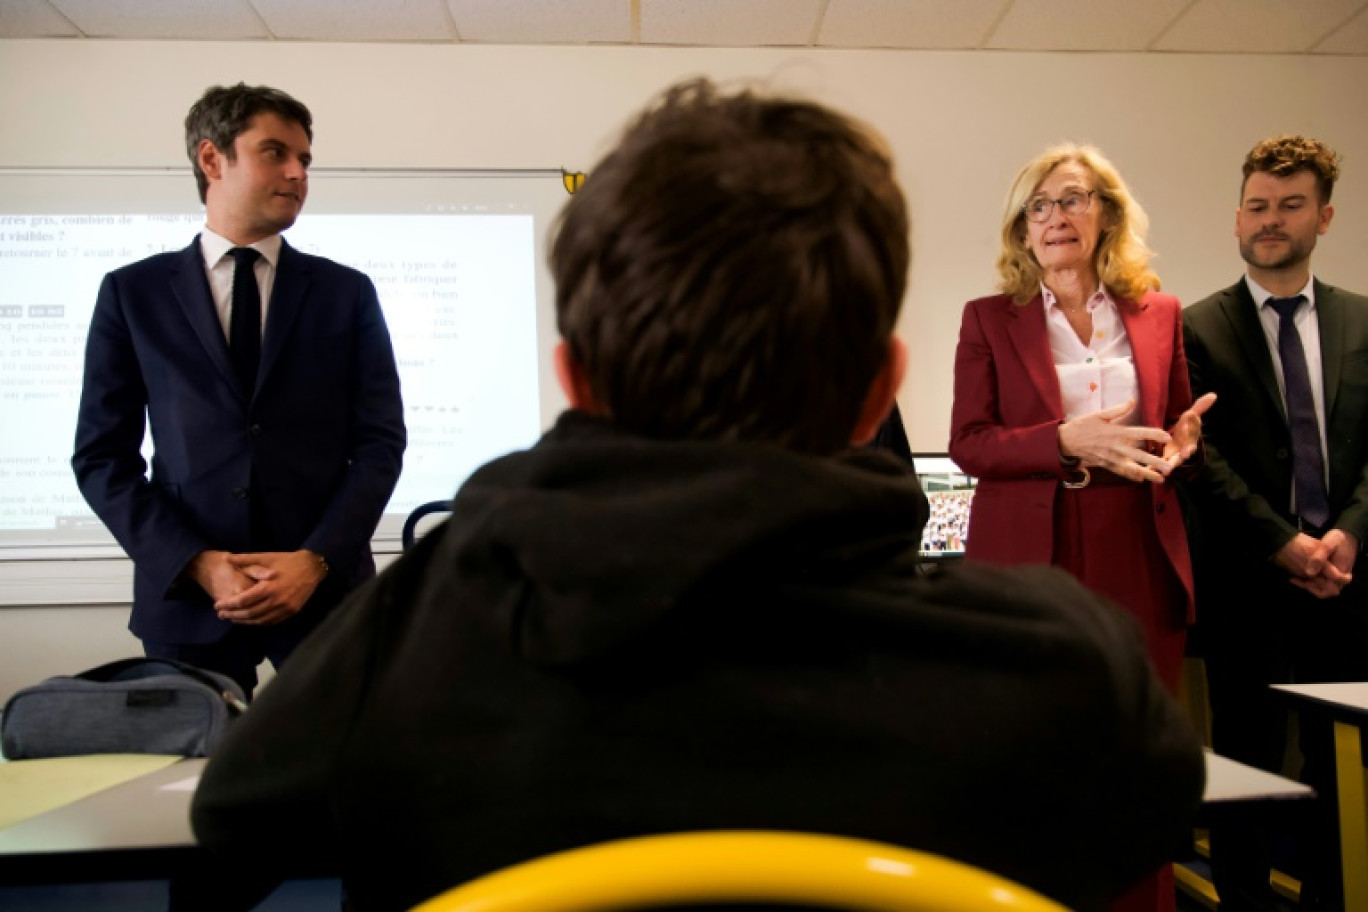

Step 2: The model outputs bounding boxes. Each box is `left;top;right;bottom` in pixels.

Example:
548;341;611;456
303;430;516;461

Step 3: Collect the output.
228;247;261;396
1269;295;1330;528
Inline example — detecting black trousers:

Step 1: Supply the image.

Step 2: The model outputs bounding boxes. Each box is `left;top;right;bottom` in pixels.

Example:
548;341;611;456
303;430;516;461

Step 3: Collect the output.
143;621;307;699
1201;570;1368;912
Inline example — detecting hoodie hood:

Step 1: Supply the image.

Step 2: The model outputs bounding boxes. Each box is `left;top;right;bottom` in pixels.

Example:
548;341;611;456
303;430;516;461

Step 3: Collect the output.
440;410;929;668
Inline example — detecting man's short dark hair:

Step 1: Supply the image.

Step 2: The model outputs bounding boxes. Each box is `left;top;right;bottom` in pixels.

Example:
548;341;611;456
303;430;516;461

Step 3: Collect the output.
550;78;909;455
1241;134;1341;204
184;83;313;203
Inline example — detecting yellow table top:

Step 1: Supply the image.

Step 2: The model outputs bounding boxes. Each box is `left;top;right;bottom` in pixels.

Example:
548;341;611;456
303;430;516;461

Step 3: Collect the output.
0;754;181;831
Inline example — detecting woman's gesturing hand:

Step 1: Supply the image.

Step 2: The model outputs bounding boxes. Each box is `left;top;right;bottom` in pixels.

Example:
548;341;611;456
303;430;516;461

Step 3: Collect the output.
1058;399;1174;483
1162;392;1217;469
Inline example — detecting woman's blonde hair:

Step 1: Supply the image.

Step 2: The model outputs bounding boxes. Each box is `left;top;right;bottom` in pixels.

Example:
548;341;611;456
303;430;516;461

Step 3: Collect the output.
996;143;1159;305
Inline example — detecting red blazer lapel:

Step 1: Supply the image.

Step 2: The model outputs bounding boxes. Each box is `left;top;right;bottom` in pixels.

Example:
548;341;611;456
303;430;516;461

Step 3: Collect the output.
1005;295;1065;419
1116;294;1164;427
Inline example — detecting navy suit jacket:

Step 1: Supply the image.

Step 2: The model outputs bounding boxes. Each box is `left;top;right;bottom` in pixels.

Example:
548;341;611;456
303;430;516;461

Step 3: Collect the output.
73;236;406;645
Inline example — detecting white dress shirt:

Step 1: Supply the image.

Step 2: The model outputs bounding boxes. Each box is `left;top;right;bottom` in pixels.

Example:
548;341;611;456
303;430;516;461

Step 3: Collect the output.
1044;284;1139;422
198;227;283;342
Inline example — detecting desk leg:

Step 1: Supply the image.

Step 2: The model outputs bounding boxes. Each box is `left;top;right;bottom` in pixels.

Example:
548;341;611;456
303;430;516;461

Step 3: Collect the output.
1333;720;1367;912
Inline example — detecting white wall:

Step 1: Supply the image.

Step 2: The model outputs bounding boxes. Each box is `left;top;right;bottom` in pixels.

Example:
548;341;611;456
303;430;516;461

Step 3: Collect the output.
2;39;1366;700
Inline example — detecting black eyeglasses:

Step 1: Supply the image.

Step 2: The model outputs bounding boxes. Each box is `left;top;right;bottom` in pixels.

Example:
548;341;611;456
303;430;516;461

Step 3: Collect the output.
1023;189;1096;223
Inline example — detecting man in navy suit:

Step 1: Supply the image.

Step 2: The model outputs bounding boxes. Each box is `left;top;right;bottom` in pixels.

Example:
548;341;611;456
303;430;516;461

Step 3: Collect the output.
1185;135;1368;911
72;84;406;697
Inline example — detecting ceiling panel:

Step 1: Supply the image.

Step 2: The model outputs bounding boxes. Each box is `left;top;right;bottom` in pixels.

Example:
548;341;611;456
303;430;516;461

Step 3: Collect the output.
818;0;1008;49
987;0;1189;51
0;0;81;37
641;0;822;47
47;0;269;40
1156;0;1367;53
1314;3;1368;53
255;0;456;41
0;0;1364;54
445;0;631;44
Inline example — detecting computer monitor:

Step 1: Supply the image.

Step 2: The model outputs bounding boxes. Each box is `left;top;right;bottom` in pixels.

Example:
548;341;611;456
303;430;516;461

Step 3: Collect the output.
912;454;975;559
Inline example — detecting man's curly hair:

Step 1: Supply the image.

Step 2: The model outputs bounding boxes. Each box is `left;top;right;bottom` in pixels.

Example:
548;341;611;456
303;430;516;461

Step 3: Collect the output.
1242;135;1341;204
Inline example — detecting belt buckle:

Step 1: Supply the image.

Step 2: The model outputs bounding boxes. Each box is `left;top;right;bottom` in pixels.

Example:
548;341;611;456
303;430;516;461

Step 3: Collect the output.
1062;467;1091;490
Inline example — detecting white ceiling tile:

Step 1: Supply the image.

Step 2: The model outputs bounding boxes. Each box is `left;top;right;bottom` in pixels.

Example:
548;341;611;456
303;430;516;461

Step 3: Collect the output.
446;0;630;44
641;0;822;47
1314;4;1368;54
48;0;268;39
819;0;1008;49
0;0;81;37
1155;0;1366;53
255;0;456;41
987;0;1189;51
6;0;1366;54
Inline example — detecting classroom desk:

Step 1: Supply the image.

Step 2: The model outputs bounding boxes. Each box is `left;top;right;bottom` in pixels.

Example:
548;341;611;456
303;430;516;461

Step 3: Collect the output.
1;749;1313;886
1169;751;1315;911
0;757;204;884
1272;682;1368;912
1201;749;1315;805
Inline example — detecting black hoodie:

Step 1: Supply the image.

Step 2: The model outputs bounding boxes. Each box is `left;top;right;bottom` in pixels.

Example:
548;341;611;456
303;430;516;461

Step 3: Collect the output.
192;410;1203;912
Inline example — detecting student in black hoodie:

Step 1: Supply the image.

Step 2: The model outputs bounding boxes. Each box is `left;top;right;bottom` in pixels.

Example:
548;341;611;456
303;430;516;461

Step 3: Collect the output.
192;77;1204;912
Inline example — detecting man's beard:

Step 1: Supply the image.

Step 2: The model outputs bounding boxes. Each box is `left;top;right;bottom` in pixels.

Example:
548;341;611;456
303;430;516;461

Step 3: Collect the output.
1239;232;1314;271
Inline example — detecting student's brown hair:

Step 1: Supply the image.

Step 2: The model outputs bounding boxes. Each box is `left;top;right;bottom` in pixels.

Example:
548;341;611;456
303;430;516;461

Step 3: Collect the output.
551;79;909;455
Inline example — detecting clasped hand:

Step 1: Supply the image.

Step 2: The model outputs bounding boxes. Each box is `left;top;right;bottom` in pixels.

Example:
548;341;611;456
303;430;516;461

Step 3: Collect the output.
1274;530;1357;599
1058;393;1217;484
189;549;327;625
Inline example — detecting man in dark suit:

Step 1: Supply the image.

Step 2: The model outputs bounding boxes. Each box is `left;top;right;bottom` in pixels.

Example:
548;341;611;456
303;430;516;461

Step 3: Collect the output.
1184;134;1368;911
72;83;406;697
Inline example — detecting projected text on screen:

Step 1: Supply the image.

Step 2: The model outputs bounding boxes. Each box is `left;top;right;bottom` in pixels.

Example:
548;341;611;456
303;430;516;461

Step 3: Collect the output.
0;169;568;553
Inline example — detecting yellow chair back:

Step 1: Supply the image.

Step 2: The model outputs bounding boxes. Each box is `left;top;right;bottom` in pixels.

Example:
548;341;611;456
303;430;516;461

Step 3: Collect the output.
411;830;1071;912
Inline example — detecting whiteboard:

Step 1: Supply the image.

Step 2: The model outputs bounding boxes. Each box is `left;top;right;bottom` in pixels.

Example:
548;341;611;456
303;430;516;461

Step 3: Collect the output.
0;168;571;557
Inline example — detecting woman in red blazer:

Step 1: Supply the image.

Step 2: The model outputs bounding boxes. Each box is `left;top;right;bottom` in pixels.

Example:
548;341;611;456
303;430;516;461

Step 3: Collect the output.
950;144;1215;691
950;142;1213;912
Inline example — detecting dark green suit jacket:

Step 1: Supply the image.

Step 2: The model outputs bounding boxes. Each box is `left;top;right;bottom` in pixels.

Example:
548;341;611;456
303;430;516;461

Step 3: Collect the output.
1183;277;1368;597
